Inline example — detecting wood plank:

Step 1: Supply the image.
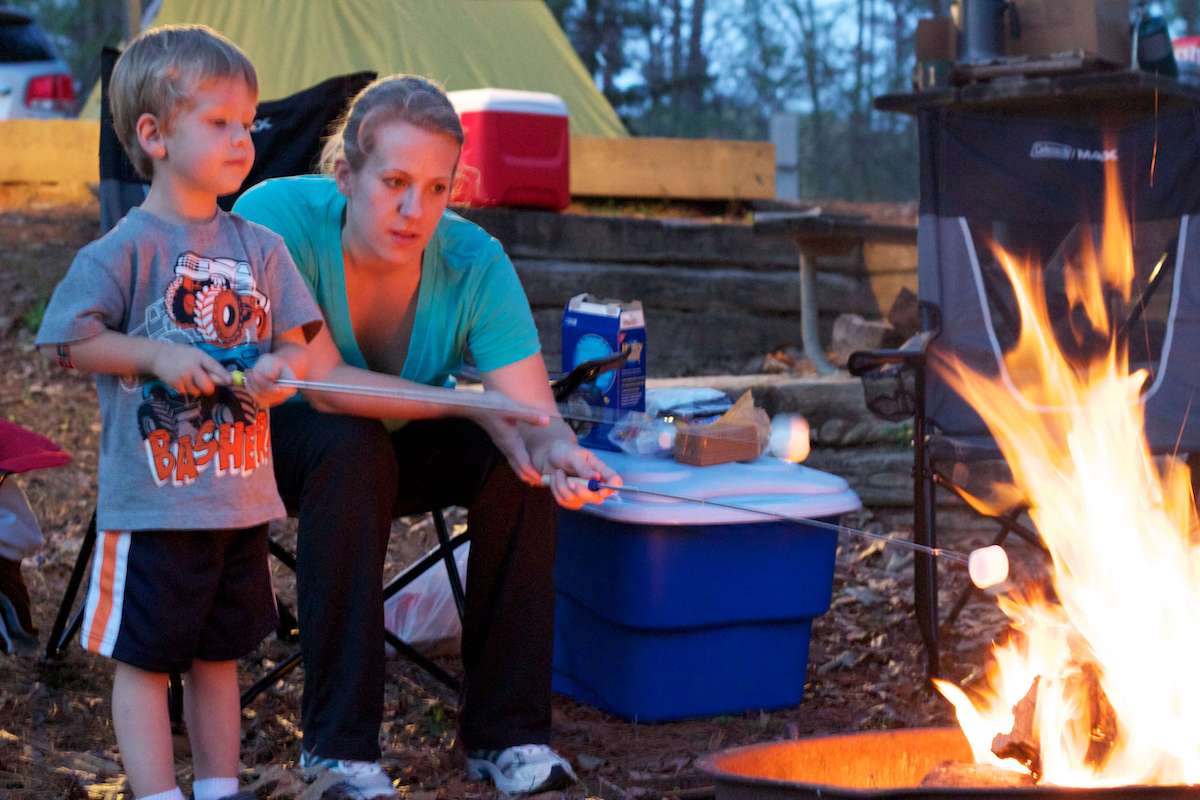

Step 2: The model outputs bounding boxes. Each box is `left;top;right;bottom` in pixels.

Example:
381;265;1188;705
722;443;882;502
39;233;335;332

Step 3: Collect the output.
862;240;918;273
514;257;882;317
0;120;99;183
4;124;776;202
570;135;775;200
0;183;95;210
952;54;1114;82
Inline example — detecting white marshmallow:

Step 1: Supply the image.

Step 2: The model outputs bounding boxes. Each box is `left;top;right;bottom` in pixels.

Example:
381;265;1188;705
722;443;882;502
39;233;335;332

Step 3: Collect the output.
768;414;811;463
968;545;1009;590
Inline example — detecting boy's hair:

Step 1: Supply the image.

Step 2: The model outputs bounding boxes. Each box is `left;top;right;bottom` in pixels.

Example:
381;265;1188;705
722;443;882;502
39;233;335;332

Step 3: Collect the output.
110;24;258;179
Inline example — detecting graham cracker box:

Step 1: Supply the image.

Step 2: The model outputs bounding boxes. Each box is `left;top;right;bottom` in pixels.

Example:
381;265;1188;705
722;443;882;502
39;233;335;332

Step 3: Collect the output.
1006;0;1131;66
561;294;646;451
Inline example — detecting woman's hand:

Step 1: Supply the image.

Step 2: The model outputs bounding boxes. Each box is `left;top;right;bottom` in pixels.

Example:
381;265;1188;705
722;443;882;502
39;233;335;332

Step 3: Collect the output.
469;411;535;483
535;438;622;511
151;342;230;396
459;391;555;484
476;353;619;508
241;354;297;407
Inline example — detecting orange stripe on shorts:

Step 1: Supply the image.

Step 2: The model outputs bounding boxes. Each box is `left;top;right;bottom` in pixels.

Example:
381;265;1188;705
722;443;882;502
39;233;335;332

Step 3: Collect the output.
86;532;120;652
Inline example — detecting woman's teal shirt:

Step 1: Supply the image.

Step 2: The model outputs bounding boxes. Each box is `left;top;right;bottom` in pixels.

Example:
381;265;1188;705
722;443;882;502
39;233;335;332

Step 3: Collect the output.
233;175;541;390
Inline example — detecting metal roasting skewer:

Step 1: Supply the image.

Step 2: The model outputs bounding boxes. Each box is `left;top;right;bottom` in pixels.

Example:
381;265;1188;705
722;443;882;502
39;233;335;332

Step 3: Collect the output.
237;374;765;445
228;372;1008;585
548;476;970;565
542;477;1012;590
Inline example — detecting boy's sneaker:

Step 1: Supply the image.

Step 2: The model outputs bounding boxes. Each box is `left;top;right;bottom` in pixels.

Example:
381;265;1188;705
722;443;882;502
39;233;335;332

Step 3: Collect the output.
466;745;578;795
299;751;396;799
0;557;37;655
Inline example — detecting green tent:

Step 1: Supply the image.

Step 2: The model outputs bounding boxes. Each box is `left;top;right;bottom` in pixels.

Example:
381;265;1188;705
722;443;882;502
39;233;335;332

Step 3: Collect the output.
84;0;626;137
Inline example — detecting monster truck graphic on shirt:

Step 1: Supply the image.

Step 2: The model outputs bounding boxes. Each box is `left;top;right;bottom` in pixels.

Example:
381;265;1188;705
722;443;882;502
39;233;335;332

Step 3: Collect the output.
164;252;270;346
130;253;275;486
136;342;260;441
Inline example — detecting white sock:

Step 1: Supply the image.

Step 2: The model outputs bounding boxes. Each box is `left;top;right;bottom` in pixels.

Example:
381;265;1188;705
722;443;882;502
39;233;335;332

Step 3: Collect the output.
191;777;239;800
139;788;185;800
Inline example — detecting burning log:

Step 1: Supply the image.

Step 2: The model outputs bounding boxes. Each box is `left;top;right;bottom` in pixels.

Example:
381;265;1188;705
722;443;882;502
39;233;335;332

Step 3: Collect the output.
991;677;1040;777
1075;662;1118;770
926;661;1117;789
985;662;1118;783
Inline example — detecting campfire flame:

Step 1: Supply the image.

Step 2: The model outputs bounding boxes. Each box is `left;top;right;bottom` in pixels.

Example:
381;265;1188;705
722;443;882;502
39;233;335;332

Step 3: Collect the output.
931;156;1200;787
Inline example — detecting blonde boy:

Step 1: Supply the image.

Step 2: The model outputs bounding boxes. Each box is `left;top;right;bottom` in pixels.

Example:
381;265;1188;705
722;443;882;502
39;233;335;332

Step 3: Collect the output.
36;25;322;800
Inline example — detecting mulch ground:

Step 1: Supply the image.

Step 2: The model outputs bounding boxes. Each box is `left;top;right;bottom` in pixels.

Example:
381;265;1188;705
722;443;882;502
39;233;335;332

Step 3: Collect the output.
0;202;1039;799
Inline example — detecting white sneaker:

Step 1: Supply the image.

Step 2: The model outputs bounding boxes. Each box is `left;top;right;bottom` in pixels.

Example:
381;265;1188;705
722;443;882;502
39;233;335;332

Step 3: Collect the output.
466;744;578;795
299;750;397;799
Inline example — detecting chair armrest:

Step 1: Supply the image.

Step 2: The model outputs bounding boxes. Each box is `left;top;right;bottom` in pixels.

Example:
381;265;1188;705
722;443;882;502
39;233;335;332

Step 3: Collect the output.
847;325;936;376
847;347;925;376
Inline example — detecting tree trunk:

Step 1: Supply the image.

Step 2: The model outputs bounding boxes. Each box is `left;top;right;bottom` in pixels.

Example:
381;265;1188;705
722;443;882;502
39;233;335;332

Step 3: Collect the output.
892;0;908;90
640;0;666;116
575;0;604;80
851;0;867;197
601;15;623;96
785;0;828;194
671;0;683;93
685;0;708;116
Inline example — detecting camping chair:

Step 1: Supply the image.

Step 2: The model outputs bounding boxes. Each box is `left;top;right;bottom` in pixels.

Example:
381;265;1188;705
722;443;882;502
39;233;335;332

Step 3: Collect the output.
237;347;632;705
848;103;1200;679
0;420;71;654
0;419;71;479
45;490;463;702
45;348;630;703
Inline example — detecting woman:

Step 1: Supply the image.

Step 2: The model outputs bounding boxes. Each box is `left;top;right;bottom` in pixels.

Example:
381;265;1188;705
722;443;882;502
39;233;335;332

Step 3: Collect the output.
234;75;619;798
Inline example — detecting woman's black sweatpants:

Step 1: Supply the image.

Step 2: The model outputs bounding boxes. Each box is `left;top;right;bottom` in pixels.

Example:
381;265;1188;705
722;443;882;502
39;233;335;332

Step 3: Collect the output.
270;402;559;761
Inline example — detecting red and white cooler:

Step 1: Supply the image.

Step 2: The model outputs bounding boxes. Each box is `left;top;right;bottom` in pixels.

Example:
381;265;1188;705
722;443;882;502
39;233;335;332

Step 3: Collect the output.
1175;36;1200;84
448;88;570;211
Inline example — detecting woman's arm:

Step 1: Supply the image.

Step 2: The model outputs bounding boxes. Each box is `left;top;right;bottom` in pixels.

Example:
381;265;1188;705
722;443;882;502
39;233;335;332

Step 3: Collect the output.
481;353;620;510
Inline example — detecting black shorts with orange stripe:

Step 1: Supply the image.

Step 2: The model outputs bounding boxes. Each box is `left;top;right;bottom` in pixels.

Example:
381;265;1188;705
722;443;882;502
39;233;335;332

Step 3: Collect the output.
81;524;277;673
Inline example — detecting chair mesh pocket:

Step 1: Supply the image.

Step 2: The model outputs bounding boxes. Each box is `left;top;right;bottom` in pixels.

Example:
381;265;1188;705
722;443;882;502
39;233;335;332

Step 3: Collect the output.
861;364;917;422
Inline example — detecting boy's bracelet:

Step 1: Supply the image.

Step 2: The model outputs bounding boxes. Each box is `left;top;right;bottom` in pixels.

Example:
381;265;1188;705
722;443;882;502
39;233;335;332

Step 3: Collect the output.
56;344;74;370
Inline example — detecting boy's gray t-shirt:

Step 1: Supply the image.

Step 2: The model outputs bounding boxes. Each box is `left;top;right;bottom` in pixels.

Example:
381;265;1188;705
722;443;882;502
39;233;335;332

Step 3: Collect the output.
36;207;323;532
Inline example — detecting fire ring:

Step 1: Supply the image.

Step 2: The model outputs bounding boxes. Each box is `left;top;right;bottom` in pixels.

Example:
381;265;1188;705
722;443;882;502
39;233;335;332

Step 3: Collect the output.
698;727;1196;799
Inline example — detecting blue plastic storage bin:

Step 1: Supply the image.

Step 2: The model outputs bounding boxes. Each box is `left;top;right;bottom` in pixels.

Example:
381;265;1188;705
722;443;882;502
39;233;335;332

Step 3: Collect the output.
552;449;861;722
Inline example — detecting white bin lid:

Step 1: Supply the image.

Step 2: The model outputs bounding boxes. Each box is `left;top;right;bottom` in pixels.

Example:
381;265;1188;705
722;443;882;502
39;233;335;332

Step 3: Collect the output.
448;88;568;117
576;449;861;526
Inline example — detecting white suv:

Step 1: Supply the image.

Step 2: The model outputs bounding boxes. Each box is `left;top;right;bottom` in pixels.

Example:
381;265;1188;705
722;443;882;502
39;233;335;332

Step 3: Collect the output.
0;7;74;119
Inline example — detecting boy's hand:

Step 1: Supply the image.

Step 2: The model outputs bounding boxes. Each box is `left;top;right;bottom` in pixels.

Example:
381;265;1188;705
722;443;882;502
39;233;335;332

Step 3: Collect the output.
151;343;230;396
241;354;297;407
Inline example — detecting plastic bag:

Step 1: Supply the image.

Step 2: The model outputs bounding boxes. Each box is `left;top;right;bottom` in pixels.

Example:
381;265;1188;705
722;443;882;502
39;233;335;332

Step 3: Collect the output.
383;542;470;658
607;411;677;456
606;387;736;457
